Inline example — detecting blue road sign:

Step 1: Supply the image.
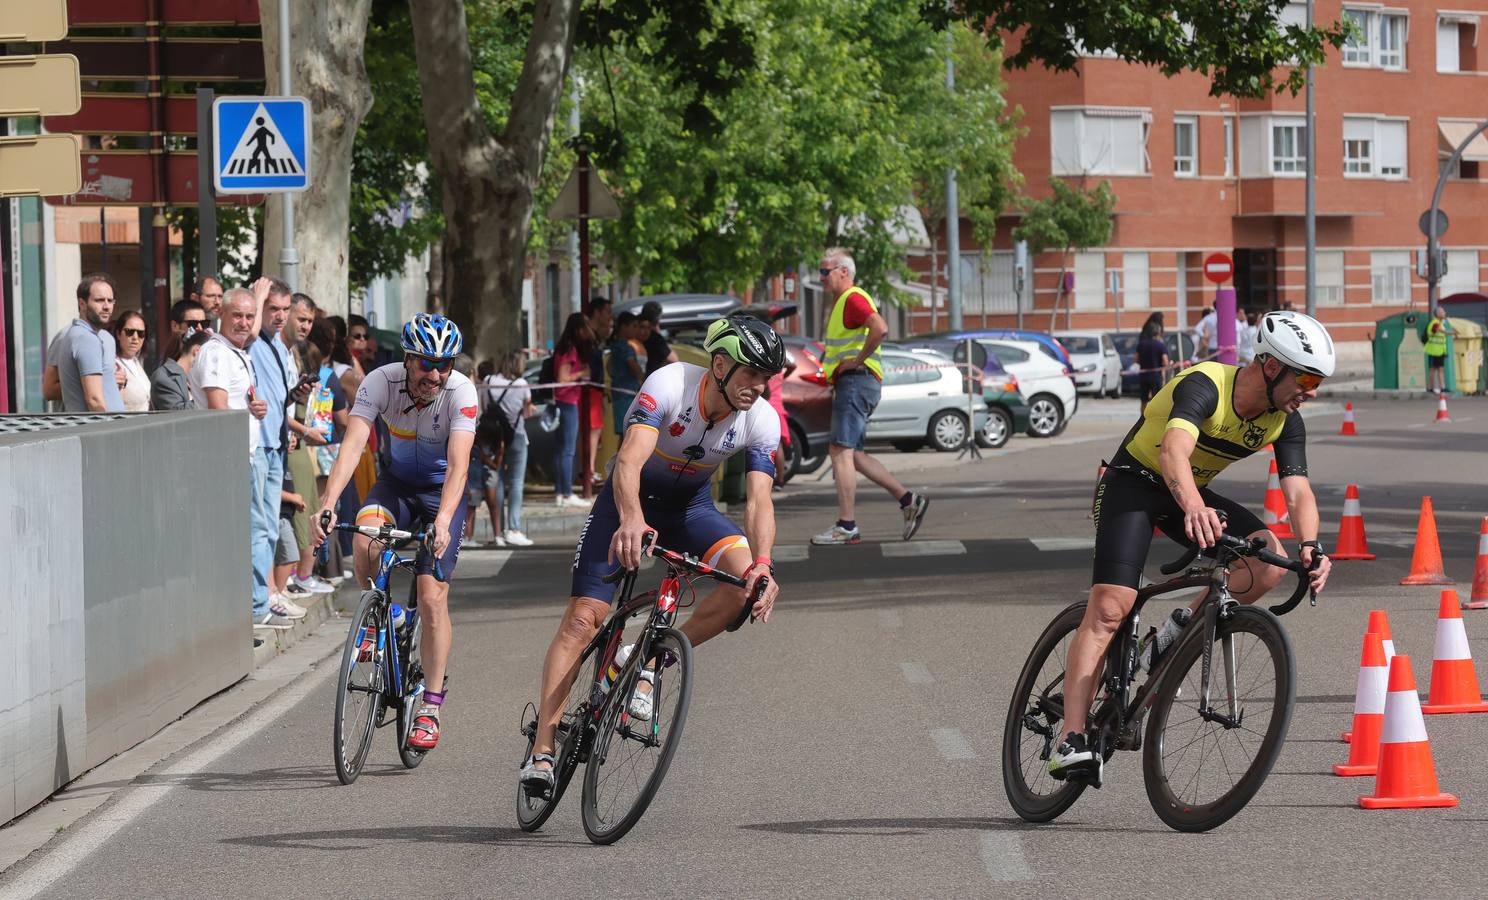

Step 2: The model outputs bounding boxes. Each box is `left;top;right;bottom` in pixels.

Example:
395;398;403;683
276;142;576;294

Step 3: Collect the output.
212;96;311;194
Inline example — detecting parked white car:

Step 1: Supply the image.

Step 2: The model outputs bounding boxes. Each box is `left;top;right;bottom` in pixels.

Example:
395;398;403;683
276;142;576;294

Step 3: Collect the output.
867;350;990;452
1054;330;1124;397
979;339;1078;437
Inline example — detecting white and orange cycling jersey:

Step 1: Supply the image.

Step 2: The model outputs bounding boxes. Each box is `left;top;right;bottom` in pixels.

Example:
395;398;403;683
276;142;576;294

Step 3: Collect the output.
350;363;478;487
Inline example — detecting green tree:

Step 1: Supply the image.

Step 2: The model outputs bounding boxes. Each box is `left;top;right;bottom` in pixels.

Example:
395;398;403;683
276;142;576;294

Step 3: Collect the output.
929;0;1349;98
1012;179;1115;330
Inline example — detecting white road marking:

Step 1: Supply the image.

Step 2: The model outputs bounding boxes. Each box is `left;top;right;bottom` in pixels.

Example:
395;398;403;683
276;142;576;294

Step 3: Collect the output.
1407;422;1427;429
457;548;513;577
980;833;1035;881
1030;537;1096;551
878;610;903;628
0;662;336;898
900;662;933;685
929;727;976;760
773;545;810;563
882;540;966;558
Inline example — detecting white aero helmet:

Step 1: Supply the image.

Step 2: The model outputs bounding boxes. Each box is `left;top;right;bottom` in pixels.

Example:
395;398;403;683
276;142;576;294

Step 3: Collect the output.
1254;310;1335;378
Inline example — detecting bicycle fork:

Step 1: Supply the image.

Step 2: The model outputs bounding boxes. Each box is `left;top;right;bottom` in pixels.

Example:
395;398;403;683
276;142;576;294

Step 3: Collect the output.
1197;597;1244;729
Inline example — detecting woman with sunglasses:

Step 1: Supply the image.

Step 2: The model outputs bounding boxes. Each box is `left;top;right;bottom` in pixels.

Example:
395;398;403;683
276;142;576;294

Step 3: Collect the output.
111;310;152;412
1050;310;1337;782
312;312;478;753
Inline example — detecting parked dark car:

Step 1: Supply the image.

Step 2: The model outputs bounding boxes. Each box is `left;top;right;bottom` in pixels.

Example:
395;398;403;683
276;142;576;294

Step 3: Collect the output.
1111;331;1197;395
612;293;741;331
890;338;1030;448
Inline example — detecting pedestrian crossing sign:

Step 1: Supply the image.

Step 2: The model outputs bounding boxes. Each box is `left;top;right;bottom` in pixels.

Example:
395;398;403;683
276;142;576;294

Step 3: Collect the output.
212;96;312;194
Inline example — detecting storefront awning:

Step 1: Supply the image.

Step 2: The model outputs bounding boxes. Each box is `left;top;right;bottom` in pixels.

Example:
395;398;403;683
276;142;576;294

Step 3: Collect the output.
1439;120;1488;162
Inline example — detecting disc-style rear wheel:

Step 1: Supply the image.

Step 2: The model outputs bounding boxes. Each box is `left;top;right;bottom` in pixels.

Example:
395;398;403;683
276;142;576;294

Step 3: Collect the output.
1142;605;1294;832
580;628;693;844
1003;602;1088;822
334;590;386;785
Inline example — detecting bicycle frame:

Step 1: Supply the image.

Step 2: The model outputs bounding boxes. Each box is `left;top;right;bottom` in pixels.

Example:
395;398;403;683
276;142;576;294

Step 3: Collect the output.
333;523;433;706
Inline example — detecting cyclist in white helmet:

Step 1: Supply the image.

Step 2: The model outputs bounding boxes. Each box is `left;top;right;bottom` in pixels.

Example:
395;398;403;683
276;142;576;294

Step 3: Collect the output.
1050;310;1335;781
313;312;477;752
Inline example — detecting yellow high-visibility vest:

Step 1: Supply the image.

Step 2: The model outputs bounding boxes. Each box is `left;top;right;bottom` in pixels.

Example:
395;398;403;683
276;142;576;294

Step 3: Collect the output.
822;286;883;381
1424;318;1450;357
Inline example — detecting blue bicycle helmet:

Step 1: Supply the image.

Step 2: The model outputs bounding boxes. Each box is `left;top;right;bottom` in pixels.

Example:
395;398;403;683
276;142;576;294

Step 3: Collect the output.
401;312;463;360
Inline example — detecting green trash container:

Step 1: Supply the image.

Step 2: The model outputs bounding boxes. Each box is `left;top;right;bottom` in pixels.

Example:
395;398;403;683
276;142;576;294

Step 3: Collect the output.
1372;311;1424;389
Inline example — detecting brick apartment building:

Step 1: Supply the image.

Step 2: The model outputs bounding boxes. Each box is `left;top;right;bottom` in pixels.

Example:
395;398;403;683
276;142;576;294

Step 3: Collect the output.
909;0;1488;349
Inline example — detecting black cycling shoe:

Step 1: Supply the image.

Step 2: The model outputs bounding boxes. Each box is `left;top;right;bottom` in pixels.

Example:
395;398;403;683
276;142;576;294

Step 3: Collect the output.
1048;731;1100;782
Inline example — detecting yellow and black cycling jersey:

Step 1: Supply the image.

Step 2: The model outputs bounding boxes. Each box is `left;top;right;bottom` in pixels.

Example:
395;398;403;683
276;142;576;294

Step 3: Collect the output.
1108;361;1307;489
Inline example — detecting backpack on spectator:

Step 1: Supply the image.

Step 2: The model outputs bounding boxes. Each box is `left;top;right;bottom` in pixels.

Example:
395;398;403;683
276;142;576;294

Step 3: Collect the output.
530;355;556;405
477;383;517;452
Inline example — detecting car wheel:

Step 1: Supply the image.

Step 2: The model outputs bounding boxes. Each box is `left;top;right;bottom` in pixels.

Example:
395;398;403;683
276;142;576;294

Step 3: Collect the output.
1027;394;1064;438
975;407;1013;449
1108;377;1122;399
927;410;969;452
891;439;925;453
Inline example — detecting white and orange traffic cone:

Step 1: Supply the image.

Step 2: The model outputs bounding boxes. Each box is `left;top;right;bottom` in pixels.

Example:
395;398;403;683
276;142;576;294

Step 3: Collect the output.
1422;590;1488;714
1261;459;1295;540
1435;394;1452;423
1331;484;1375;561
1343;610;1396;743
1401;496;1454;586
1339;402;1358;436
1467;517;1488;611
1359;655;1458;809
1334;632;1389;776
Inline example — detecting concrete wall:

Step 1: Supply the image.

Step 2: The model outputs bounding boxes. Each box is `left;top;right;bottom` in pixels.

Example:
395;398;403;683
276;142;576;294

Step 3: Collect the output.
0;412;252;823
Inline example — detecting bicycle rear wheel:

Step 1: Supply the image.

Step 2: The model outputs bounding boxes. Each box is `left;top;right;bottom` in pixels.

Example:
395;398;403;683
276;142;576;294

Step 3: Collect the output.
580;627;693;845
516;637;602;832
334;589;387;785
1142;604;1294;832
1003;602;1088;822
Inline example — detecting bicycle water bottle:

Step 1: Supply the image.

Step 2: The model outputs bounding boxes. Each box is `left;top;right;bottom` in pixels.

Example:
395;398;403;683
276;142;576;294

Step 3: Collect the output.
390;603;406;631
599;644;634;692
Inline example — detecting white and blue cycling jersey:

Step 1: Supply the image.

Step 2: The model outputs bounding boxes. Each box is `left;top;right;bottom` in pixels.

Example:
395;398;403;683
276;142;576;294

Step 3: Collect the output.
350;363;479;487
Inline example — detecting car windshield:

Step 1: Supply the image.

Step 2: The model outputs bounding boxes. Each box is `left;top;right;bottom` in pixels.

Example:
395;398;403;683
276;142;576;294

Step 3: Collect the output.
1110;334;1138;357
1060;336;1099;354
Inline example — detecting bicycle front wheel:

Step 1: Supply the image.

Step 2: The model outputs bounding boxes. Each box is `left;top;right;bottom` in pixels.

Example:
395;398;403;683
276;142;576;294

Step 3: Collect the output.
1142;604;1295;832
580;627;693;845
1003;601;1088;822
334;589;387;785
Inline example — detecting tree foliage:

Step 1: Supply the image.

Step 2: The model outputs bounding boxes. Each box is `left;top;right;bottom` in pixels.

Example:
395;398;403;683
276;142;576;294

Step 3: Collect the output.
1013;179;1116;328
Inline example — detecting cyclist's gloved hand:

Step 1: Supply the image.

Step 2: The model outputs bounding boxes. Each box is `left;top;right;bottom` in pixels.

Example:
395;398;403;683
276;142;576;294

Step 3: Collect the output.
1183;504;1226;549
609;521;655;571
1299;542;1331;594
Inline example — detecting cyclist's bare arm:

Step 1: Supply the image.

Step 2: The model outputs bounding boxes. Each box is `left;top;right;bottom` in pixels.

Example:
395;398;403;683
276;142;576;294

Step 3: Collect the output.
609;423;660;569
313;415;373;538
430;429;475;556
1157;428;1223;547
1281;475;1332;591
742;469;780;622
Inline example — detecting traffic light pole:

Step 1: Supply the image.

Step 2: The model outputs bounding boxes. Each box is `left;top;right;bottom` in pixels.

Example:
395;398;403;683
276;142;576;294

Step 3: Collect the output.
1425;118;1488;311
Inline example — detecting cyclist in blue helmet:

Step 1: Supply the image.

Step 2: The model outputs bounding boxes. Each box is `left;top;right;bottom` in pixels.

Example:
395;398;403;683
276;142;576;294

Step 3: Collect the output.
313;311;478;752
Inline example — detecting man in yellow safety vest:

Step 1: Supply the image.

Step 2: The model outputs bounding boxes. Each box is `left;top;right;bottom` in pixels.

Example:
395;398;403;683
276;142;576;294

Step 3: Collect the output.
810;247;930;545
1424;305;1452;395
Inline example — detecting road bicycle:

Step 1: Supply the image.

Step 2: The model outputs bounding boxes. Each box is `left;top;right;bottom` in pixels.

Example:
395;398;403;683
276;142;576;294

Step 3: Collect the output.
1003;528;1316;832
320;515;442;785
517;533;766;844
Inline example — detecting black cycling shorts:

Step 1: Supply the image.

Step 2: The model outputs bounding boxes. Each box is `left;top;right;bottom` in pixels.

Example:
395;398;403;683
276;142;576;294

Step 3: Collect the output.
1091;466;1266;589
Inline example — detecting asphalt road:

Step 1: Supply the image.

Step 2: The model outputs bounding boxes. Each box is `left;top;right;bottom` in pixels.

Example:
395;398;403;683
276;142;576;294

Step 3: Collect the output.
5;396;1488;898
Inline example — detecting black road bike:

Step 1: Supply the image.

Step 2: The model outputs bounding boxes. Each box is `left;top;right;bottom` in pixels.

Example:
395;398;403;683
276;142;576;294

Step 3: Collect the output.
1004;531;1317;832
322;516;442;785
517;534;766;844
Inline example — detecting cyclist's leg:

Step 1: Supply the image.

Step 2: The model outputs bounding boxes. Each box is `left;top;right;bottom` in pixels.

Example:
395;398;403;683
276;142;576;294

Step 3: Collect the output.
1063;472;1163;742
409;485;469;730
659;491;752;646
1202;489;1286;603
528;489;624;770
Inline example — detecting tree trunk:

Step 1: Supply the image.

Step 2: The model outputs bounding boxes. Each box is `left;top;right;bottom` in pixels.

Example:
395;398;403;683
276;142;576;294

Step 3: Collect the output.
1048;251;1069;333
408;0;577;361
260;0;374;318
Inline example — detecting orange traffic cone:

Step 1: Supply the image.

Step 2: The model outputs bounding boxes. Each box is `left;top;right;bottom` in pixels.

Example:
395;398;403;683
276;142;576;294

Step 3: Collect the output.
1334;632;1389;776
1261;459;1294;540
1401;496;1454;586
1467;517;1488;611
1339;402;1358;436
1422;590;1488;714
1359;655;1458;809
1343;610;1396;743
1435;394;1452;423
1331;484;1376;561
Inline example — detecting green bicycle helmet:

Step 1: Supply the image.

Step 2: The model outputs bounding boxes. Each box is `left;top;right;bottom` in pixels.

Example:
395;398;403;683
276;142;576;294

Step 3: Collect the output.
703;315;786;375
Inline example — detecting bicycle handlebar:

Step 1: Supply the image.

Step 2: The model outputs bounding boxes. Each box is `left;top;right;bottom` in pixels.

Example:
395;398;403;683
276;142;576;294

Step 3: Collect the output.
316;511;445;582
1155;527;1317;615
601;532;769;630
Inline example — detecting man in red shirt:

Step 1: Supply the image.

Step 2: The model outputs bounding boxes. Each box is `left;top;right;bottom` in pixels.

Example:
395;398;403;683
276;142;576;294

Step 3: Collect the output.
811;248;929;545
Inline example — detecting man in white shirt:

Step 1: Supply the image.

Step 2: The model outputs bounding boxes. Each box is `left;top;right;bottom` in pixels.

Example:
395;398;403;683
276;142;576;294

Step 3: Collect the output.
1192;306;1218;360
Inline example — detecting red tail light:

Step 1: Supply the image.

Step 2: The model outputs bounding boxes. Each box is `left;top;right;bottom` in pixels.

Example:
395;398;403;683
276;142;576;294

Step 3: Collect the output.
803;372;829;386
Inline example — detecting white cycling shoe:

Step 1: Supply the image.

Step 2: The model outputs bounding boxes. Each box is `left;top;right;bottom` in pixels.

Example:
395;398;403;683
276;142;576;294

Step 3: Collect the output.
626;670;657;721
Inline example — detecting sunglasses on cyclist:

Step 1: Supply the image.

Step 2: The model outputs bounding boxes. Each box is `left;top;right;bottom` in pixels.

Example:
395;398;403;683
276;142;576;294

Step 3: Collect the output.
121;327;146;338
412;356;453;373
1292;369;1324;391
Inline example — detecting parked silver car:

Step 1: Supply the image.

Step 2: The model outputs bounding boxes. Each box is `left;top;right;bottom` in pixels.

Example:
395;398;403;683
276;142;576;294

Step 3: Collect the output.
867;350;990;452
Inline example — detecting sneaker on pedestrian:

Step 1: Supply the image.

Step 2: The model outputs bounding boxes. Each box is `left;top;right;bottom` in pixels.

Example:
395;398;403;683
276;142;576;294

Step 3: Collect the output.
493;535;508;548
901;493;930;541
811;524;861;545
256;610;294;631
1138;608;1191;673
282;579;314;602
503;530;534;547
295;574;335;595
562;494;593;509
270;599;306;621
458;538;480;550
1049;731;1100;779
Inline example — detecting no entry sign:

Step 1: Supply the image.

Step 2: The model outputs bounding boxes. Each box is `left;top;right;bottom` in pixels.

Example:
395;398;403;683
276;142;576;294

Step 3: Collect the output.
1203;252;1234;284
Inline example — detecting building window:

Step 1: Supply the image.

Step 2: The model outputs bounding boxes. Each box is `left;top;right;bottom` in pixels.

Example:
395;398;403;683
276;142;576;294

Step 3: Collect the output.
1073;251;1106;309
1344;117;1406;178
1343;118;1373;175
1271;121;1306;174
1376;120;1407;177
1173;116;1197;176
1370;250;1412;304
1442;250;1479;297
1223;117;1235;176
1377;13;1406;68
1050;108;1151;176
1438;14;1480;73
1345;8;1409;69
1315;251;1345;306
1122;252;1150;308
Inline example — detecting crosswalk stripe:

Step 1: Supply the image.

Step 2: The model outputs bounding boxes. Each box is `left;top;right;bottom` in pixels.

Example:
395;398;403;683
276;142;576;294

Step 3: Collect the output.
1030;537;1096;551
882;540;966;558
